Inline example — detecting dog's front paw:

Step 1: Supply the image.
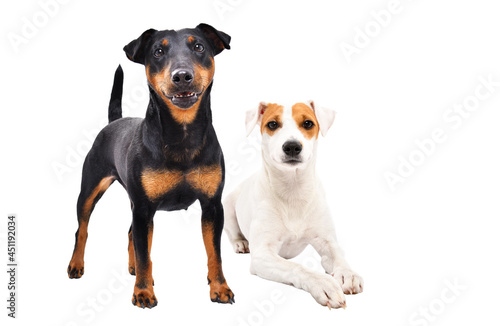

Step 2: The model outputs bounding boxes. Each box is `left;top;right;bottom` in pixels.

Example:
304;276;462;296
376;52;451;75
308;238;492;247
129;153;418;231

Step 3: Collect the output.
332;267;363;295
132;286;158;309
67;259;84;279
209;280;235;304
232;239;250;253
308;274;346;309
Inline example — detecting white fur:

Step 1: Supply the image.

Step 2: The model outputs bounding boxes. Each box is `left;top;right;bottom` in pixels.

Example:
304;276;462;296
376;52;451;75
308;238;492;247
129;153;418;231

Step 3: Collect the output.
224;102;363;309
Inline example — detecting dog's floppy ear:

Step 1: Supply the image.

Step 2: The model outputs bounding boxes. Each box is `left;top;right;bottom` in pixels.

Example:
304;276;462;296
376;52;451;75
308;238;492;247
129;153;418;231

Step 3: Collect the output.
245;102;267;137
123;28;157;64
309;100;336;137
196;23;231;56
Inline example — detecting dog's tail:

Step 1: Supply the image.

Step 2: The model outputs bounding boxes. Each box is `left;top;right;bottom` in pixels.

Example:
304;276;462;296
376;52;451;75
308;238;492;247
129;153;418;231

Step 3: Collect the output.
108;65;123;123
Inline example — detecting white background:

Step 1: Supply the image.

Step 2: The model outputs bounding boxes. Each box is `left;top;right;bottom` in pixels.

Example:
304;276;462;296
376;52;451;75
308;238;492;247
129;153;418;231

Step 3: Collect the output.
1;0;500;325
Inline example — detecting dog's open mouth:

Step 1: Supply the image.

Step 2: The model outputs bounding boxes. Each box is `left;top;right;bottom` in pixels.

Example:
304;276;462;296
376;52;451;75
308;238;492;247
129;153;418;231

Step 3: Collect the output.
166;90;202;109
174;91;196;99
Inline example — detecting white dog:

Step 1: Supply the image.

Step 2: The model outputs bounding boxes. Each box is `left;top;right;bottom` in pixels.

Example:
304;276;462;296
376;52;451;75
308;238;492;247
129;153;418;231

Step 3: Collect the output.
223;101;363;309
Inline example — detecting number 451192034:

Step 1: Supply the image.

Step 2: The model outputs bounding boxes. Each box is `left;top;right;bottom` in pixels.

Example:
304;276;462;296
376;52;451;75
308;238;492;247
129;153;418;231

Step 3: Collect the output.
7;215;16;262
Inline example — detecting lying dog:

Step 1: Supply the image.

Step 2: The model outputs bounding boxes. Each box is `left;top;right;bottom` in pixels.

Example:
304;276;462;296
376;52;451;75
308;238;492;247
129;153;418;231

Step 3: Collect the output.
67;24;234;308
223;101;363;309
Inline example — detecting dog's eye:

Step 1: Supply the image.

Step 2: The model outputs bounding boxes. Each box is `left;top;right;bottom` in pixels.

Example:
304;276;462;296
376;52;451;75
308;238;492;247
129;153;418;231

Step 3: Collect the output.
154;48;164;58
267;121;279;130
194;43;205;53
303;120;314;129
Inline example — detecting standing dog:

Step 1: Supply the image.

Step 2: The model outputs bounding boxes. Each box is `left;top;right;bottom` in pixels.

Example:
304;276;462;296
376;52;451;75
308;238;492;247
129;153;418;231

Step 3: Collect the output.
224;101;363;309
67;24;234;308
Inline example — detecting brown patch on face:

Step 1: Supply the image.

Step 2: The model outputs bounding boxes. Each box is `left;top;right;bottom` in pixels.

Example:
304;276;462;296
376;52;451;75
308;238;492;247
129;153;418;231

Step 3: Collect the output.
147;64;199;124
186;164;222;198
292;103;320;139
187;36;195;43
202;221;234;303
195;57;215;90
161;39;168;46
260;103;284;136
146;64;171;105
141;169;184;201
146;58;215;125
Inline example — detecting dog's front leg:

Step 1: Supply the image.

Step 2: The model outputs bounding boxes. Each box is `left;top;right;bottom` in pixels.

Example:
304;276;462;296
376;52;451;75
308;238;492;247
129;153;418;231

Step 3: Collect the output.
131;205;157;308
310;236;364;295
250;241;346;308
200;198;235;304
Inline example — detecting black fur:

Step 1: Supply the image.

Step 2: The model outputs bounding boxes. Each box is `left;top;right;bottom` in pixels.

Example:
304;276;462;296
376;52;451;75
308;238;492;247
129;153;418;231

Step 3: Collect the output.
67;24;233;308
108;65;123;123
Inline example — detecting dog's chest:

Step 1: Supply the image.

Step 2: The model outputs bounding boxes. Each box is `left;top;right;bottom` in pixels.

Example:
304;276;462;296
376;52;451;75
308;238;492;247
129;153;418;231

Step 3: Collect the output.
141;165;222;203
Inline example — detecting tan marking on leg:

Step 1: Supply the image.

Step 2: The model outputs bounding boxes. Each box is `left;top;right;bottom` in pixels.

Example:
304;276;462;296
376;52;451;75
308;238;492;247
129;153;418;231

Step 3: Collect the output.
132;224;156;308
202;222;233;303
128;229;136;275
68;220;88;278
69;176;114;278
81;177;115;222
186;165;222;198
292;102;320;139
260;103;284;136
141;169;184;201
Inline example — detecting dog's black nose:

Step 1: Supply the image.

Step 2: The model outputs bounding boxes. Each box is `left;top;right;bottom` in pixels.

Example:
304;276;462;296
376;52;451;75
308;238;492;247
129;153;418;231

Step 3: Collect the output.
171;69;193;85
282;141;302;157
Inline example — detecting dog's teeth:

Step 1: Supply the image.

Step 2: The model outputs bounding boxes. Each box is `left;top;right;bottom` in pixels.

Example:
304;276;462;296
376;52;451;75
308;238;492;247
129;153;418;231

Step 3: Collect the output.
175;92;195;98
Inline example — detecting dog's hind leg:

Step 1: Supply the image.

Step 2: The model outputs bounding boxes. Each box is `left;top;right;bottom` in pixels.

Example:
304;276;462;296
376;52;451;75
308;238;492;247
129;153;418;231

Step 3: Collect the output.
223;188;249;253
68;156;115;279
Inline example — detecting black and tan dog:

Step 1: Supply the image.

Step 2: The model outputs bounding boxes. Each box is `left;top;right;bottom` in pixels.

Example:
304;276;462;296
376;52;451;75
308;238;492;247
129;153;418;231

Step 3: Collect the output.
67;24;233;308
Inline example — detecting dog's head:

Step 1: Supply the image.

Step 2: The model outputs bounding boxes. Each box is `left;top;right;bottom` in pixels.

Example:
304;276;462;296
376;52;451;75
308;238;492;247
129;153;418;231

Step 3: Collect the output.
123;24;230;118
245;101;335;170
